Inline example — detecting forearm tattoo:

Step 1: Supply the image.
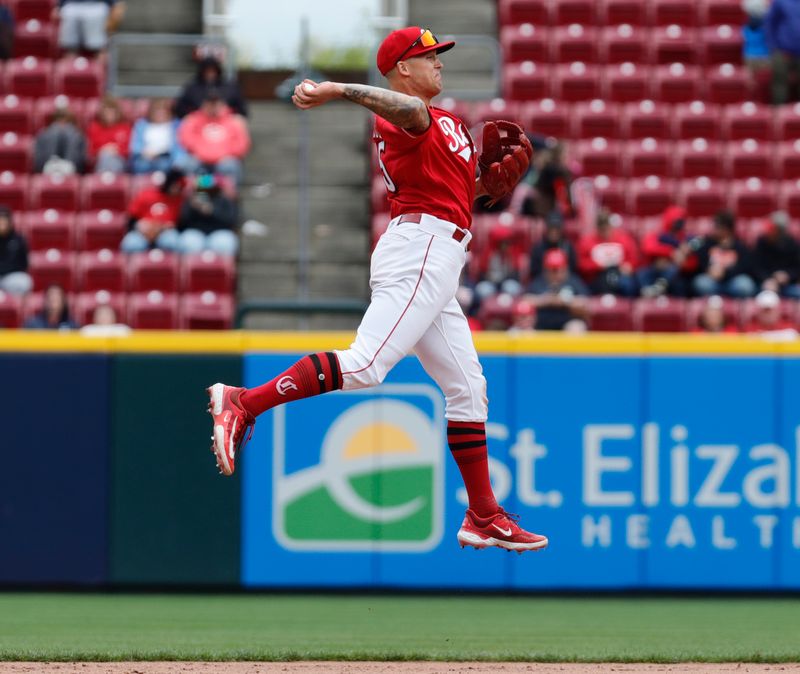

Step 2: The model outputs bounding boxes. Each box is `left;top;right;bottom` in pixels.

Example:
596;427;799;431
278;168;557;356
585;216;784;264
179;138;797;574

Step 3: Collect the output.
342;84;428;130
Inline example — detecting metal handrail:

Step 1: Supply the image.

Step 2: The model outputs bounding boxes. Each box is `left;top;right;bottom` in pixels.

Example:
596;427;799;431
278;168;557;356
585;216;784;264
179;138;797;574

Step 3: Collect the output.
235;299;369;329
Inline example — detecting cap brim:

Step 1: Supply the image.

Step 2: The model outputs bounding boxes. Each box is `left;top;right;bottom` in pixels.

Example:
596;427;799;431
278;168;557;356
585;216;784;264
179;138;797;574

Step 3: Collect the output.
405;40;455;61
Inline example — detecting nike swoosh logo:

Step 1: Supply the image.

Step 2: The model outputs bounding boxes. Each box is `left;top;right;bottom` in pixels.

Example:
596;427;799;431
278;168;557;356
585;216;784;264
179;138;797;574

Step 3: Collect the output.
492;524;512;537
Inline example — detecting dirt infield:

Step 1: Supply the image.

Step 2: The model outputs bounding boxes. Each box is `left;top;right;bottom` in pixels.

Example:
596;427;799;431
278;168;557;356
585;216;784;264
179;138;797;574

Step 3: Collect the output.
2;664;800;674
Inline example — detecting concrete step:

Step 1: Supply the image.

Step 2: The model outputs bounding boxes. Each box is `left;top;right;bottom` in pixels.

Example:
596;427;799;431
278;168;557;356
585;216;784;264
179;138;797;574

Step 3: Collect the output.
121;0;203;34
239;262;368;300
242;185;369;229
239;224;368;264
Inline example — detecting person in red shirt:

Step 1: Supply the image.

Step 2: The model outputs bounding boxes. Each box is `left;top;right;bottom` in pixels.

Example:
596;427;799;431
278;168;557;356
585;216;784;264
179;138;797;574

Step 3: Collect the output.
86;95;132;174
577;208;640;296
638;205;698;297
120;168;185;253
205;27;547;553
745;289;798;333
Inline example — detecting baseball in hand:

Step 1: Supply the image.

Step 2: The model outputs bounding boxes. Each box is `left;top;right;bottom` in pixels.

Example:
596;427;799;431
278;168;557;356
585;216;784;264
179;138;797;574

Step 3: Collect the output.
302;83;315;93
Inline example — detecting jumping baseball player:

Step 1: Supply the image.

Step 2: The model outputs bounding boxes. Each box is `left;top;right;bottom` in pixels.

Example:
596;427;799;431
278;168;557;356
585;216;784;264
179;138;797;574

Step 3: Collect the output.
207;27;548;553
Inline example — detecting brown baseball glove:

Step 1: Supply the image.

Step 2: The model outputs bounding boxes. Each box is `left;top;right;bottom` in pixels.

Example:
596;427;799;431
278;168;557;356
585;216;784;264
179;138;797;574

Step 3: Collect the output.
478;120;533;201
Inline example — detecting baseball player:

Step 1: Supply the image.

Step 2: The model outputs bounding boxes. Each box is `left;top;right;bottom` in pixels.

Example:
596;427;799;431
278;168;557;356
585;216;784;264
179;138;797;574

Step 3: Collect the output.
207;27;548;553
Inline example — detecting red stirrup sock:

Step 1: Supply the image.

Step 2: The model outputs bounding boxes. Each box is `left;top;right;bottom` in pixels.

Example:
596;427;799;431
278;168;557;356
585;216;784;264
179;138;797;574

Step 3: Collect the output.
447;420;499;517
239;352;343;418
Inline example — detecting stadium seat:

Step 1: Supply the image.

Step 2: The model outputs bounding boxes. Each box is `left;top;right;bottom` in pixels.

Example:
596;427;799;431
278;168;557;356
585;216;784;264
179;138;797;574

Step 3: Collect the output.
700;25;743;66
706;63;751;104
504;62;550;101
652;0;697;26
652;63;703;103
180;291;234;330
776;140;800;180
722;102;773;141
633;297;688;331
74;289;127;327
592;174;626;213
9;0;56;22
677;176;726;216
32;94;84;131
587;295;634;331
673;101;721;139
4;56;52;97
435;97;473;126
575;137;621;176
675;138;724;178
552;62;601;102
0;289;22;328
626;176;674;215
623;137;672;178
571;99;621;139
28;248;75;291
500;24;549;64
651;25;698;65
76;249;125;292
729;178;777;218
477;293;515;331
21;209;75;251
53;56;104;98
699;0;746;26
371;213;388;248
74;209;126;250
472;98;522;124
0;171;28;210
127;249;180;293
30;173;80;211
774;102;800;141
779;179;800;218
725;139;774;180
181;251;236;293
599;24;648;65
522;98;571;137
621;100;671;140
13;19;57;58
552;0;597;25
497;0;551;26
600;0;648;25
552;25;598;63
0;131;32;172
127;290;179;330
686;296;741;330
0;94;33;134
603;62;649;103
81;172;130;211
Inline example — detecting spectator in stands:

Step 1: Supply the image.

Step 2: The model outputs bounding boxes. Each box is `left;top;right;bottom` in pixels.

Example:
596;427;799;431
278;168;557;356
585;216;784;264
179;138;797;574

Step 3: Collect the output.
693;210;757;298
764;0;800;104
745;289;798;334
694;295;740;334
129;98;186;175
178;91;250;186
120;168;186;253
529;211;577;279
0;2;14;60
175;56;248;119
54;0;126;55
577;209;639;297
473;223;524;307
742;0;771;84
508;298;536;333
753;211;800;298
638;206;698;297
23;284;78;330
80;303;131;335
511;138;574;220
0;207;32;296
33;108;87;174
176;174;238;256
527;248;588;332
87;95;132;174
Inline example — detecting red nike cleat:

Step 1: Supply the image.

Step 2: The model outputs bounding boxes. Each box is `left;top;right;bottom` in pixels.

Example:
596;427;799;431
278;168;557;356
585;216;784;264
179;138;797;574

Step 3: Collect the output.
457;508;548;553
206;383;255;476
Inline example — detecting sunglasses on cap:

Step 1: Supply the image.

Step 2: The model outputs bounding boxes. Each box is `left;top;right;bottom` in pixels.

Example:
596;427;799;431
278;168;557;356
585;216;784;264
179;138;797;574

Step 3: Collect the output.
396;29;439;62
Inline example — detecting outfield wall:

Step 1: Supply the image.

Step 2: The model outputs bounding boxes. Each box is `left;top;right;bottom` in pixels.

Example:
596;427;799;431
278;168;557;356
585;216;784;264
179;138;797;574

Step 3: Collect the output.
1;331;799;590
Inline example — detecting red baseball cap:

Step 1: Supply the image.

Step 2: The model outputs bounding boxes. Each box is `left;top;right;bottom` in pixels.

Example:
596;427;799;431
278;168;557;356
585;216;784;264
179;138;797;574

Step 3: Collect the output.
376;27;455;76
543;249;568;270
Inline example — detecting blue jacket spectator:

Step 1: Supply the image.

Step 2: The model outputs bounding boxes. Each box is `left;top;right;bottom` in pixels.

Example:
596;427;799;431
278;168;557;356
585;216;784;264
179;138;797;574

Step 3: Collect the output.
129;99;188;175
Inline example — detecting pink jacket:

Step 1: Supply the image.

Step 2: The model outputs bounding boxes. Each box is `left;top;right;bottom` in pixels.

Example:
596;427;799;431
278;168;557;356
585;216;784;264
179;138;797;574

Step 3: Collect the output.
178;106;250;163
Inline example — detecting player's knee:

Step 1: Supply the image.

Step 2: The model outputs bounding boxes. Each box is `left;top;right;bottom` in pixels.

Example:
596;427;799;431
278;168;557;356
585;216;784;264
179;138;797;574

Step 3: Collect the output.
443;373;488;421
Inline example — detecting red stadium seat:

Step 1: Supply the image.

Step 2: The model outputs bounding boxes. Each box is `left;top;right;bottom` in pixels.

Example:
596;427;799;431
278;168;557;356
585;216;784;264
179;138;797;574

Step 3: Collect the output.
686;296;741;330
675;138;724;178
30;173;80;211
472;98;522;124
32;94;84;131
623;137;672;178
722;102;773;141
575;137;621;176
778;179;800;218
4;56;52;97
633;297;688;332
74;289;127;327
552;62;600;102
0;131;32;172
127;249;180;293
53;56;104;98
181;251;235;293
435;97;473;127
127;290;179;330
592;174;626;213
600;0;648;25
0;289;22;328
700;25;743;66
74;209;126;250
21;209;75;251
522;98;571;138
0;170;28;210
504;62;550;101
497;0;551;26
774;102;800;141
673;101;722;140
652;63;703;103
76;248;125;292
725;138;774;180
651;25;698;65
626;175;674;215
776;140;800;180
571;99;621;139
599;24;648;65
677;176;726;216
603;62;649;103
180;291;234;330
706;63;751;104
28;248;75;291
652;0;697;26
13;19;57;58
0;94;33;134
500;24;549;64
552;0;597;25
81;172;130;211
587;295;634;331
552;25;598;63
621;100;671;140
9;0;56;22
477;293;515;331
729;178;777;218
699;0;746;26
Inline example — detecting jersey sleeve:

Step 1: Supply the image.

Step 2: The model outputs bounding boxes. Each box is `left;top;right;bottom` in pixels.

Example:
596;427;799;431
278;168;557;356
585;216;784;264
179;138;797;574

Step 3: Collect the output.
374;112;431;150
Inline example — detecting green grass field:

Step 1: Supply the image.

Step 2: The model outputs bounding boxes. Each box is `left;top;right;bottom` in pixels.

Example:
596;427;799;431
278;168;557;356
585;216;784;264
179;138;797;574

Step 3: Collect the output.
1;593;799;662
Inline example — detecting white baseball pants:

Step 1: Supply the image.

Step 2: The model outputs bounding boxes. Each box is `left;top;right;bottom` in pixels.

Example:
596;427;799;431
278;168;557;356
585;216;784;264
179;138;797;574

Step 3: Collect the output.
335;213;488;422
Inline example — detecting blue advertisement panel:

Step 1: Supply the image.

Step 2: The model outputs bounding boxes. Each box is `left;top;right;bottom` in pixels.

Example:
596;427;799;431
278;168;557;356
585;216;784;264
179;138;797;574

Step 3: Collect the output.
242;352;800;590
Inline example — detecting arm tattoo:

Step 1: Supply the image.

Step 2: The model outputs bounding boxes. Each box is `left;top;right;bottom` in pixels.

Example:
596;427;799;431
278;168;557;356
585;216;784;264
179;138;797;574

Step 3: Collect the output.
342;84;428;131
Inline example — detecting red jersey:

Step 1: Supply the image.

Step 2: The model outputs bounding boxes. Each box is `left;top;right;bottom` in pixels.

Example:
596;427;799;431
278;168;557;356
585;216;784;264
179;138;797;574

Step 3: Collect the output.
374;106;476;231
127;186;183;225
